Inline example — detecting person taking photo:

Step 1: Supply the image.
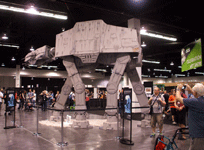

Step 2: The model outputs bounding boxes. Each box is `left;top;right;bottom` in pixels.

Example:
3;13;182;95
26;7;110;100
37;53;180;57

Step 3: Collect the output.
176;83;204;150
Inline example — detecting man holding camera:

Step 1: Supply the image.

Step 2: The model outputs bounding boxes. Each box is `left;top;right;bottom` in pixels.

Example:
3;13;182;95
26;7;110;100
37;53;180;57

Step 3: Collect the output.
148;87;166;137
176;83;204;150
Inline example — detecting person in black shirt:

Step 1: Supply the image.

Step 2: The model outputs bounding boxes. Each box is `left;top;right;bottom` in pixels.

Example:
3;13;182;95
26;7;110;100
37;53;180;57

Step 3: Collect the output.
119;89;124;114
41;91;48;111
163;90;169;112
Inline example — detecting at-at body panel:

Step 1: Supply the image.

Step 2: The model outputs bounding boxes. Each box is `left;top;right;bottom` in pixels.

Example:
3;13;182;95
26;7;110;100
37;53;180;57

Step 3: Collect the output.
55;20;140;63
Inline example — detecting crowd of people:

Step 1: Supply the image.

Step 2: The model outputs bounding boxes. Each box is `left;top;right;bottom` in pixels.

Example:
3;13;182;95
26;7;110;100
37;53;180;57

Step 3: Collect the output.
0;83;203;149
0;88;61;113
148;87;189;139
0;88;109;112
39;90;60;111
148;83;204;150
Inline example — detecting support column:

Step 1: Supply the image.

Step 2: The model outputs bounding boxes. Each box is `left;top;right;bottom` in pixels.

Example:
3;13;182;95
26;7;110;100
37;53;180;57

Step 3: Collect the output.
94;88;97;99
15;65;21;88
128;18;142;113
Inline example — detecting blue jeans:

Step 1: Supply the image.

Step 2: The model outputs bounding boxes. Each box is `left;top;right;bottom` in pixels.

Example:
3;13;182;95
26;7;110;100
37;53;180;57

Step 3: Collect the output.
119;101;124;114
42;101;47;111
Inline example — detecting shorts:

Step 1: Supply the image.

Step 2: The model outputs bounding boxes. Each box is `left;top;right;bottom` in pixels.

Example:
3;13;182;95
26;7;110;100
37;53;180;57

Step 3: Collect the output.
189;138;204;150
171;108;176;115
150;113;163;129
164;104;169;111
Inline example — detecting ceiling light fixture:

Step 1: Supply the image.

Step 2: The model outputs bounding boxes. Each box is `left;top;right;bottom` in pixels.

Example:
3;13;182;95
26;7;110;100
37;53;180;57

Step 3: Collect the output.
154;69;171;73
2;34;8;40
95;69;107;72
175;74;185;77
0;43;19;49
30;46;34;51
142;59;160;64
11;57;16;61
170;62;174;66
195;72;204;75
0;4;67;20
141;75;149;78
155;75;168;78
26;5;38;14
141;41;146;47
140;27;177;41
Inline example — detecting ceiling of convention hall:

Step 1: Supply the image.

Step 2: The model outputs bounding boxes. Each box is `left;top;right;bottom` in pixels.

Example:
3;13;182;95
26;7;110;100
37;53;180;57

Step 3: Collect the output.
0;0;204;79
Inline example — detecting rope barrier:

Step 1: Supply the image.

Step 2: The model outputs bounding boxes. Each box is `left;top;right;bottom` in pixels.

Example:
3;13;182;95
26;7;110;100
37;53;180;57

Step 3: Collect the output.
33;105;149;112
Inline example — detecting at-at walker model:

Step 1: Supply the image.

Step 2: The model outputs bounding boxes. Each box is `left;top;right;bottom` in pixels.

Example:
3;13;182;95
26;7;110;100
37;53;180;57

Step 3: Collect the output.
25;20;148;129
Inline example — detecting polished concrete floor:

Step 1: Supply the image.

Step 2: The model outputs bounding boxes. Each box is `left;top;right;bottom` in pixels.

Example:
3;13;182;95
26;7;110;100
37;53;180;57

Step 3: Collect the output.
0;107;191;150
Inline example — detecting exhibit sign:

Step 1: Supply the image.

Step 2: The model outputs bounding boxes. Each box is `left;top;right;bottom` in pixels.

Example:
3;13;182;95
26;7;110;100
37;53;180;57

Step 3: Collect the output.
123;88;132;120
120;87;134;145
181;38;202;72
7;90;15;108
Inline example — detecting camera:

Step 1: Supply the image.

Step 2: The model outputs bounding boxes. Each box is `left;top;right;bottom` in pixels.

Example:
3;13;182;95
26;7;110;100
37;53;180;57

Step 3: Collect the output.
182;85;186;90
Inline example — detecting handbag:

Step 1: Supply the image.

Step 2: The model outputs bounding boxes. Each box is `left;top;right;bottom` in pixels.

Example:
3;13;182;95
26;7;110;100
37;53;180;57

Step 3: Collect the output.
149;96;158;115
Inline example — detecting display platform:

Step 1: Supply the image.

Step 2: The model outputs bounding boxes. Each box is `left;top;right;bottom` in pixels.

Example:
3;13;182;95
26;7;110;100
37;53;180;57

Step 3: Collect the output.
39;119;107;128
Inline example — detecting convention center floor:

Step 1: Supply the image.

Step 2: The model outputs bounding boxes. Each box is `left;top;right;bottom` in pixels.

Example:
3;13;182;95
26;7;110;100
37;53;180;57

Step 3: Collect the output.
0;107;190;150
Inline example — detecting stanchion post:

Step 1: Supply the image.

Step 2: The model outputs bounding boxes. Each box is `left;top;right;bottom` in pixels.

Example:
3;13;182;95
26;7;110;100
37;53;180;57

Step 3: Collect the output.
19;107;23;128
13;106;16;127
116;105;121;140
57;110;68;147
4;110;7;129
33;105;41;136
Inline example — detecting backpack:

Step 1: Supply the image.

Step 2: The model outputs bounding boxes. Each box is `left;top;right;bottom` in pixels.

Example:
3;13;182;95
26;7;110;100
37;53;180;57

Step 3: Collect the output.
68;93;72;101
154;135;166;150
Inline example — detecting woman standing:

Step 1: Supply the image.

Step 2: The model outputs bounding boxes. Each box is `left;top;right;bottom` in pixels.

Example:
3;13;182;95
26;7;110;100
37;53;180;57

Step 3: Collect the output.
21;90;27;110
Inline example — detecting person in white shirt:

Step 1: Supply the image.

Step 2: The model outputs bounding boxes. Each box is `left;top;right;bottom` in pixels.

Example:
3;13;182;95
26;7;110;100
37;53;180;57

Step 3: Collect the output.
33;90;36;107
0;88;4;115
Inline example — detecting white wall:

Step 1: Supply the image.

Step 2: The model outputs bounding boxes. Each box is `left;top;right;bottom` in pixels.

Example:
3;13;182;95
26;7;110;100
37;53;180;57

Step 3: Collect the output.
142;77;167;84
0;76;15;89
1;66;204;89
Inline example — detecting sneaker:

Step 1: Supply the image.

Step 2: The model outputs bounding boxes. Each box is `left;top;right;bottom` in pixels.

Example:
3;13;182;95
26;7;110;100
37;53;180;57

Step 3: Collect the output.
150;133;155;138
172;121;177;125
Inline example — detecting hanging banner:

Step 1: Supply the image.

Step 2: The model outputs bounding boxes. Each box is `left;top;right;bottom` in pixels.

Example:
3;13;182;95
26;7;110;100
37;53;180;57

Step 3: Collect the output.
181;38;202;72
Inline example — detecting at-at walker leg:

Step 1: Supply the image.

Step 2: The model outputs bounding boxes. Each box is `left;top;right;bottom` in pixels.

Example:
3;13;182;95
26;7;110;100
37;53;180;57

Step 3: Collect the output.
63;56;90;128
127;58;150;127
103;55;131;130
54;77;73;110
50;76;73;121
126;58;149;112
